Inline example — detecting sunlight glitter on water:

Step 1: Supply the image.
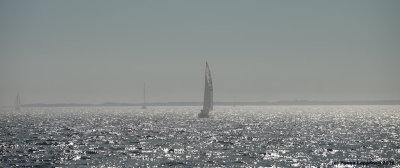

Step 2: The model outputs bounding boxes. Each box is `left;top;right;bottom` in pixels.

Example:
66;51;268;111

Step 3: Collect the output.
1;105;399;167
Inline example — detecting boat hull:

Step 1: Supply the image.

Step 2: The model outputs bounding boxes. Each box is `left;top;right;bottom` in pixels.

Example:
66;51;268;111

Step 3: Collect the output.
198;112;209;118
198;109;210;118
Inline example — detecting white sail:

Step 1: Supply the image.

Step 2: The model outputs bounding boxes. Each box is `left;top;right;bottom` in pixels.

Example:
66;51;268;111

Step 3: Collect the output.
15;93;21;111
141;82;147;109
199;62;213;118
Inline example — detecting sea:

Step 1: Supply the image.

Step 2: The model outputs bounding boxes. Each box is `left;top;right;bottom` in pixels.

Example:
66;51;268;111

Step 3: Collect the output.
1;105;399;167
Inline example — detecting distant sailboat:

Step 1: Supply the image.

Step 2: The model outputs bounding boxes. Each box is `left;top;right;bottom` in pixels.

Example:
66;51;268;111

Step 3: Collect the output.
198;62;213;118
15;93;21;111
141;83;147;109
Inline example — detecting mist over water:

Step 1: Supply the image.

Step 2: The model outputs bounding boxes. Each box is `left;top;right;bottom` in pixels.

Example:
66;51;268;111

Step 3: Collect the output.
1;106;399;167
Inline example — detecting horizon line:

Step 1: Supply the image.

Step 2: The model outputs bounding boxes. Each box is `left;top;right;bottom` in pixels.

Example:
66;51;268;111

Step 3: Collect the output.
6;99;400;107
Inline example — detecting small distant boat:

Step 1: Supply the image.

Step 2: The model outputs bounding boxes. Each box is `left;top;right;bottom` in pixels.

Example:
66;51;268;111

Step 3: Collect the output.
141;82;147;109
15;93;21;111
198;62;213;118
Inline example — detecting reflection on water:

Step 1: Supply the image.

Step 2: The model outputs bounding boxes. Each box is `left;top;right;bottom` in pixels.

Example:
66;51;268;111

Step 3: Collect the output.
1;106;399;167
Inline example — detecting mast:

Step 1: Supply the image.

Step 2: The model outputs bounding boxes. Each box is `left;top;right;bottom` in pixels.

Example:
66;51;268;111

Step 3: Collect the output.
141;82;147;109
15;93;21;111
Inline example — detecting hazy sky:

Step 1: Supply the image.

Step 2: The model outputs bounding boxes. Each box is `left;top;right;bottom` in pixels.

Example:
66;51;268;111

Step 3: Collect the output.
1;0;399;105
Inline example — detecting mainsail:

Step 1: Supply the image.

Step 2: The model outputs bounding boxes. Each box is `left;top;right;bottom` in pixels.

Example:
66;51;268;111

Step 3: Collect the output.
15;93;21;111
141;82;147;109
198;62;213;118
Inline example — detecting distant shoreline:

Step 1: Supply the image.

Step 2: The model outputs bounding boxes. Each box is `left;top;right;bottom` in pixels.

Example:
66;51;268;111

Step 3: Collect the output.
14;100;400;107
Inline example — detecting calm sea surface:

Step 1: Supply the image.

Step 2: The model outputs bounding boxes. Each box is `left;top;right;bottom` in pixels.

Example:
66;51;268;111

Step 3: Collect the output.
1;105;399;167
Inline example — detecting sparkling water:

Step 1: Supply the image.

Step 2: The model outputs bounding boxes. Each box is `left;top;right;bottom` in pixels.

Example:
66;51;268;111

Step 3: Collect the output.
1;106;399;167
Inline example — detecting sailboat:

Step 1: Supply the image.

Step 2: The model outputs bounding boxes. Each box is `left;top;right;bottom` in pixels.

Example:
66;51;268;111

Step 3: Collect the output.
198;62;213;118
15;93;21;111
141;82;147;109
